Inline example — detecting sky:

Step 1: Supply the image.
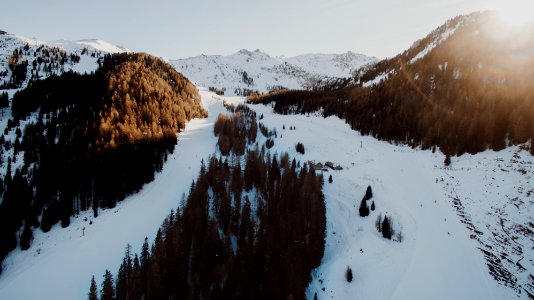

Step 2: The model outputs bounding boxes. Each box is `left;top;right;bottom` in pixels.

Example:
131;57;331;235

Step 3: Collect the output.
1;0;495;59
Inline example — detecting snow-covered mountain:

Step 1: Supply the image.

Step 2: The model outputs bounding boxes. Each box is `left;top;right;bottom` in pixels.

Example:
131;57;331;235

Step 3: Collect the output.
0;31;128;90
170;49;377;95
1;11;533;299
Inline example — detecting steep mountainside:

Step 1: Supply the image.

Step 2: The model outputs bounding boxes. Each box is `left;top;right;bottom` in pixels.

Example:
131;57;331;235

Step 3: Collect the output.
251;12;534;156
170;50;376;95
0;52;206;273
0;31;127;89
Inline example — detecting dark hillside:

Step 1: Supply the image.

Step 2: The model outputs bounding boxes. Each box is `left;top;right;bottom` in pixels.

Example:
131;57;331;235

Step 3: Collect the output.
250;12;534;156
0;53;206;271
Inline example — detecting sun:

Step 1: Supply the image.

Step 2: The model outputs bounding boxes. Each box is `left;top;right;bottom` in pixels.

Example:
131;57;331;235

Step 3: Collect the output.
492;0;534;27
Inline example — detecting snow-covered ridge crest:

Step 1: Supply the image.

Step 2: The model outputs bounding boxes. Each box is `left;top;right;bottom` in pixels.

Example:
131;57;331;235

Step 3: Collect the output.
50;38;129;54
0;31;128;90
170;49;377;95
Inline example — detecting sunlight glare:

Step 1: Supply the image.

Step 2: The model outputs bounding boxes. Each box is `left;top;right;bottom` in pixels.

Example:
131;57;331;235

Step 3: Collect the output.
493;0;534;27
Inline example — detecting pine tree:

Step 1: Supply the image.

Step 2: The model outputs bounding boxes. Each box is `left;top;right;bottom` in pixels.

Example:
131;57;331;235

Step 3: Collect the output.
101;270;115;300
328;175;332;184
364;185;373;200
370;201;375;211
358;198;369;217
381;216;392;239
345;266;353;283
89;275;98;300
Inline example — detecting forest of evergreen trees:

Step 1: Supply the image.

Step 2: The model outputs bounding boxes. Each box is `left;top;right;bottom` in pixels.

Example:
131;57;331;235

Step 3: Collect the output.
1;43;85;89
214;104;258;156
249;13;534;156
0;53;206;272
90;110;326;298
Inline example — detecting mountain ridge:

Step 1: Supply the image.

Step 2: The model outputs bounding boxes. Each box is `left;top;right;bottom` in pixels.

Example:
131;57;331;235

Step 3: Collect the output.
170;49;377;95
0;31;128;90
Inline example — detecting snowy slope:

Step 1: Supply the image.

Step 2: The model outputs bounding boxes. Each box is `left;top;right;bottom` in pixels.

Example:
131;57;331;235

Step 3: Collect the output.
0;89;224;300
356;14;468;87
0;89;529;299
247;103;528;300
170;50;376;95
0;31;128;89
50;38;129;54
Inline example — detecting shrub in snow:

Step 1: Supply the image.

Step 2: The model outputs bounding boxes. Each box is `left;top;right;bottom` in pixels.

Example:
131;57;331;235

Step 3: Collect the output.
295;142;305;154
345;266;353;283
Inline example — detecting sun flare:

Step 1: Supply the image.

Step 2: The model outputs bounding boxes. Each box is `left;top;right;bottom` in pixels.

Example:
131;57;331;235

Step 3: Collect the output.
492;0;534;26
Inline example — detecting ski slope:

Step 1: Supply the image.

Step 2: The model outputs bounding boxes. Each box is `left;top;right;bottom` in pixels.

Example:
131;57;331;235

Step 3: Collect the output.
0;89;530;299
0;89;224;300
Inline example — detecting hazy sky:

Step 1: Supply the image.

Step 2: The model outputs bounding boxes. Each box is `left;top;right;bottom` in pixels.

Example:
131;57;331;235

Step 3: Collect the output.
1;0;494;59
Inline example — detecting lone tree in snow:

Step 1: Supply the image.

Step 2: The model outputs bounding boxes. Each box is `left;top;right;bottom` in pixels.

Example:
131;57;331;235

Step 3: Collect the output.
381;215;393;240
345;266;353;283
370;201;375;211
328;174;333;184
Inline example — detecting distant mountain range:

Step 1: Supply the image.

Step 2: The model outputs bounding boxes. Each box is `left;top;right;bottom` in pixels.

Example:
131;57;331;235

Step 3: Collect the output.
170;50;377;95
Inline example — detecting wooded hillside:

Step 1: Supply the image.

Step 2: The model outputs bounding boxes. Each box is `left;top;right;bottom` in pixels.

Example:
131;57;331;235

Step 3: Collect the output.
249;12;534;156
0;53;206;271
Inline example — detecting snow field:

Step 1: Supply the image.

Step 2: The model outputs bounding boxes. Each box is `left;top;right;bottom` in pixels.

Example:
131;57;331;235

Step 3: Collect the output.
246;103;520;300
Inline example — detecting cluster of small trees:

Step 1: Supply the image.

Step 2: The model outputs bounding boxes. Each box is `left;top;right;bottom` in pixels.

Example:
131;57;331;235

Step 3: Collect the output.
91;147;326;299
295;142;305;154
248;13;534;156
0;53;205;271
375;213;397;240
359;185;374;217
214;105;257;155
208;86;225;95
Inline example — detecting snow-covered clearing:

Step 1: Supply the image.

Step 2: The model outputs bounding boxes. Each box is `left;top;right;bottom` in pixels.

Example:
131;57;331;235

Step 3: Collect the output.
0;89;530;299
248;103;522;300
